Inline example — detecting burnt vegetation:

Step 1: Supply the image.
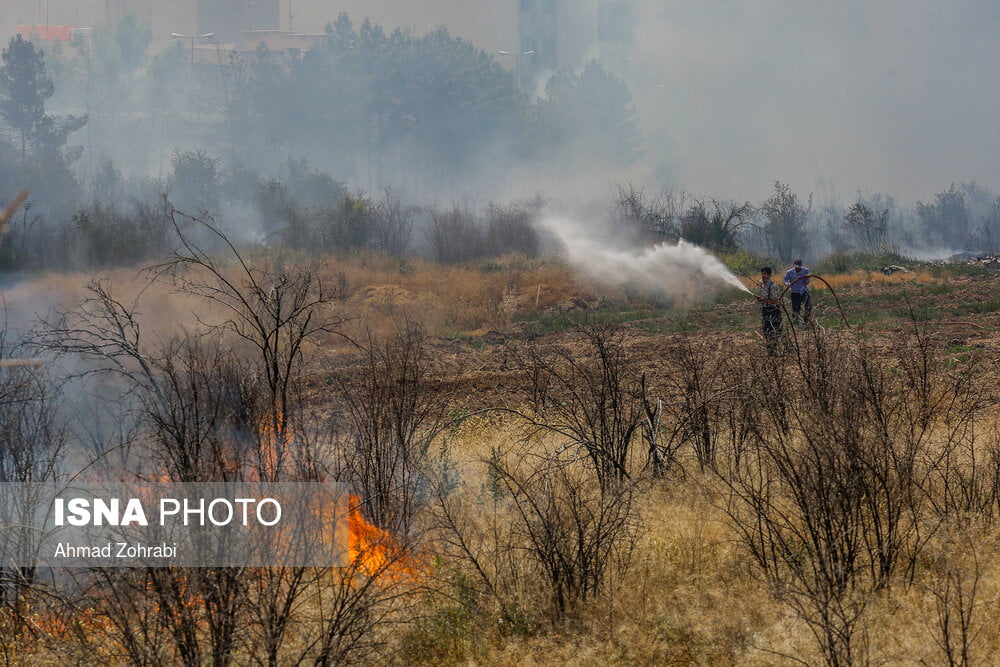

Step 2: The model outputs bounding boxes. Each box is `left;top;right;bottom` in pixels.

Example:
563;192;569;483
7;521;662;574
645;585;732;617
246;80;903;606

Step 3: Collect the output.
3;11;1000;667
0;209;998;663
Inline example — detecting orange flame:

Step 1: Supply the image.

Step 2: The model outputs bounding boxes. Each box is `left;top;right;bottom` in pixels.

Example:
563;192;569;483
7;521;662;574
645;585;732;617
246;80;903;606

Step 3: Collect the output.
256;404;285;480
346;494;417;579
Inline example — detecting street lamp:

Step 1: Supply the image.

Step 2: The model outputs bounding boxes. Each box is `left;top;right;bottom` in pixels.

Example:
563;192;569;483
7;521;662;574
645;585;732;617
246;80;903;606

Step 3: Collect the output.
171;32;215;70
498;50;535;86
171;32;215;120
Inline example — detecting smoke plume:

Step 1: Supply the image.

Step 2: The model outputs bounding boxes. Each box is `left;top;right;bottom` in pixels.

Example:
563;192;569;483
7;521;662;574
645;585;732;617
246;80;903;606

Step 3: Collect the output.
541;214;751;302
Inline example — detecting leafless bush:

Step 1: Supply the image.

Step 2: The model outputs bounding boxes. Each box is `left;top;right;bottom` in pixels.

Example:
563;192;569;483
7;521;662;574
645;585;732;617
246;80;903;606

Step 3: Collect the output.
658;334;739;470
941;431;1000;526
0;332;66;637
28;219;394;664
489;444;641;622
484;201;540;257
887;330;995;527
141;336;261;482
614;182;678;241
513;323;646;489
152;216;343;480
436;440;640;625
925;531;982;667
719;327;989;665
427;205;484;264
370;187;414;256
724;410;872;666
333;321;448;536
89;549;408;666
430;461;535;636
34;249;337;482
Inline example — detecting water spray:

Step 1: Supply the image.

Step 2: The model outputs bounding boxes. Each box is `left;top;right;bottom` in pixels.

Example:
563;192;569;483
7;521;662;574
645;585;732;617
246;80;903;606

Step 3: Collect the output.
542;215;752;299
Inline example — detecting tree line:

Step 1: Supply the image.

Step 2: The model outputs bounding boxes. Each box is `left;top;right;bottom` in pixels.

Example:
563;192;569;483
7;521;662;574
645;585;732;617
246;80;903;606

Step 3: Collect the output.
1;13;999;274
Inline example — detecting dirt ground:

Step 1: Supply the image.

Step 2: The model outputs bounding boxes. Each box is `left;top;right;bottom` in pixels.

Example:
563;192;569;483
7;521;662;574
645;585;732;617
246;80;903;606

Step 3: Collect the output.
305;270;1000;413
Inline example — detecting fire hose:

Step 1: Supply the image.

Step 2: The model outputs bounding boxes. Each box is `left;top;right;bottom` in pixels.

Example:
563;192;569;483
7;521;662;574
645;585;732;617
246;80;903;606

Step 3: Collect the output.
777;272;850;328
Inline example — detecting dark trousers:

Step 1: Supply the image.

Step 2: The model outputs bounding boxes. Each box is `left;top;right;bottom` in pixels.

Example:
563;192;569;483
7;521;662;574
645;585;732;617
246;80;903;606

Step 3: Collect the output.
761;305;782;352
790;291;811;322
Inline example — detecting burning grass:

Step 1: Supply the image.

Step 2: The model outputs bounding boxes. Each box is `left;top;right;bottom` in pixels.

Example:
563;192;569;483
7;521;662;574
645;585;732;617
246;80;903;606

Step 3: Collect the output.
347;494;421;580
4;242;1000;664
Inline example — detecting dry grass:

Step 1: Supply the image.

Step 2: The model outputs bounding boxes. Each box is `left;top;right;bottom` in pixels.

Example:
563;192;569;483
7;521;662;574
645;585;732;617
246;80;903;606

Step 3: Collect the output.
402;431;1000;665
1;254;584;342
5;251;1000;665
815;268;942;289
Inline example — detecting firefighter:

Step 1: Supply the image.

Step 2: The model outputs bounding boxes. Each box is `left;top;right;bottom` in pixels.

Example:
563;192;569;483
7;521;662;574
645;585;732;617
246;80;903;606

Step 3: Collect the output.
756;267;782;353
782;258;812;325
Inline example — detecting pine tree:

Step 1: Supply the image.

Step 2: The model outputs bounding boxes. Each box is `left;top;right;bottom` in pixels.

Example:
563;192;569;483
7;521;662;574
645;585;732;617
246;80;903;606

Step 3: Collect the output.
0;34;55;163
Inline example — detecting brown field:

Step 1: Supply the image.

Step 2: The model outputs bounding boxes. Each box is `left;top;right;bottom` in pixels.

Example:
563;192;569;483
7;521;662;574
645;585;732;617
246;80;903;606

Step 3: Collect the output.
3;252;1000;665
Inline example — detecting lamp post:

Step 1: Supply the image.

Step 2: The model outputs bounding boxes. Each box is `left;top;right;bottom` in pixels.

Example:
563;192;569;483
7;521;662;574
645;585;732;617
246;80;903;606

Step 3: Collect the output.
498;49;535;87
171;32;215;120
171;32;215;71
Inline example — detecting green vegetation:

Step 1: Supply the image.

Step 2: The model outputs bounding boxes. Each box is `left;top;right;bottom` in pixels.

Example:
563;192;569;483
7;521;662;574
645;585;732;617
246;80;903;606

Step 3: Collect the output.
719;249;779;277
813;249;912;274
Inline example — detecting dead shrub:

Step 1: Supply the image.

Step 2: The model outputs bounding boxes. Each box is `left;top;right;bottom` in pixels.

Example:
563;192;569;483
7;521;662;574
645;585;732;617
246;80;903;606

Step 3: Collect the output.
370;187;415;257
427;206;484;264
333;320;449;537
484;202;540;257
435;440;641;626
718;326;990;666
0;332;66;642
511;322;647;489
490;446;640;622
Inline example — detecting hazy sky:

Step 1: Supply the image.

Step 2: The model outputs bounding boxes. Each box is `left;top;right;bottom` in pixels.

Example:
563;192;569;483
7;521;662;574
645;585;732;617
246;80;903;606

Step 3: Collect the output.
4;1;999;206
627;0;1000;203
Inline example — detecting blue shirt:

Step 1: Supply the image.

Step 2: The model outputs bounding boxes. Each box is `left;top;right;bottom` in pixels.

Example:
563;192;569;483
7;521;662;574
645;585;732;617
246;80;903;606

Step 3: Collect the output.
783;266;810;293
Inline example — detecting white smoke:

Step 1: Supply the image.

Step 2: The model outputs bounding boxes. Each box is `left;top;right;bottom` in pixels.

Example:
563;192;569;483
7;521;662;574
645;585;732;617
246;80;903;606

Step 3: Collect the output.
541;214;752;300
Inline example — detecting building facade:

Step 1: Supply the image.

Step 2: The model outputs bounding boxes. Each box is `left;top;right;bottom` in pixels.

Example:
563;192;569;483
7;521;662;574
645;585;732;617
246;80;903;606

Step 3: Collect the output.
2;1;632;81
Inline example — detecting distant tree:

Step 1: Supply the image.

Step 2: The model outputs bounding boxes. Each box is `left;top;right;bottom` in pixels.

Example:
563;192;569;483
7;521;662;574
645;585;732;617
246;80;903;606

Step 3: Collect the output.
680;198;753;251
0;34;85;217
614;183;678;241
225;13;528;187
958;181;998;252
0;35;53;162
143;38;186;114
285;157;346;207
320;194;372;251
370;187;415;256
170;149;219;214
255;178;295;236
843;201;889;253
0;34;85;164
91;156;124;204
405;26;525;173
916;184;970;249
974;197;1000;253
485;200;540;256
116;12;152;76
537;60;644;169
760;181;809;261
221;45;292;166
